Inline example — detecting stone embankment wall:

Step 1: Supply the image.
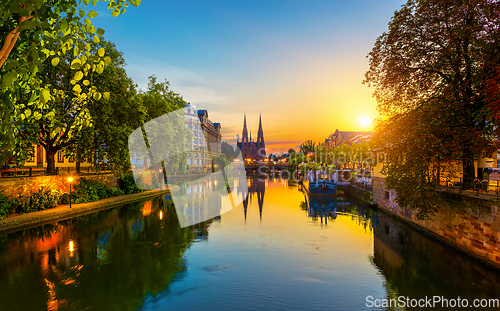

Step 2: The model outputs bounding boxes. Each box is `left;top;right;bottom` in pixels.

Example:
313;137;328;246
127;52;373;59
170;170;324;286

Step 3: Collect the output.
373;176;500;270
0;174;118;197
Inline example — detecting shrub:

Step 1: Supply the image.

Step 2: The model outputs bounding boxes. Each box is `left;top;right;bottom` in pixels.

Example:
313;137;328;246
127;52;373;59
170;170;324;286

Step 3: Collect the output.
119;174;142;194
72;178;126;203
0;191;13;220
13;187;60;213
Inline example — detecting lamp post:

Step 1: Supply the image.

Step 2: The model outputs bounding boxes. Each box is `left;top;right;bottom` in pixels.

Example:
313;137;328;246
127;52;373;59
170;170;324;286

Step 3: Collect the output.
68;177;73;208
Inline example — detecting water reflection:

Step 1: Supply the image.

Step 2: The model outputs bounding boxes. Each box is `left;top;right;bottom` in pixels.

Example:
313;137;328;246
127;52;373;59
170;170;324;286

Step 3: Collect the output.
0;178;499;310
0;199;210;311
243;177;266;220
371;210;500;310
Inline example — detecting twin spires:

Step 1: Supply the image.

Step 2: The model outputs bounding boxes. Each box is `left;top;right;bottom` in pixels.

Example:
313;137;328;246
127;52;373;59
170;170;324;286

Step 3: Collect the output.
238;113;266;161
240;113;264;143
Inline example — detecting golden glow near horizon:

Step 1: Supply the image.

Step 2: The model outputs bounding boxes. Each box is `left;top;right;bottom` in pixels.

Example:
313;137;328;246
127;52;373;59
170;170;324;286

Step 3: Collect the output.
359;115;372;128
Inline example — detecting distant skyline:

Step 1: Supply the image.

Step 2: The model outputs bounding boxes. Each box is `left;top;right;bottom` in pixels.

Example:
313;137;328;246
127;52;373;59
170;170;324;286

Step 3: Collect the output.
87;0;406;153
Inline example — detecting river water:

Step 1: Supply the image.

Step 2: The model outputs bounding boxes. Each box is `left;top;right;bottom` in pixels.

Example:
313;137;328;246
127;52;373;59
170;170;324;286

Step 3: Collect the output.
1;177;499;310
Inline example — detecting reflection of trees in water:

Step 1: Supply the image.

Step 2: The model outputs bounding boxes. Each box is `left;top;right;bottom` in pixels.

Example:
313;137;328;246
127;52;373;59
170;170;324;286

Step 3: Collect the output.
371;211;500;309
0;197;212;311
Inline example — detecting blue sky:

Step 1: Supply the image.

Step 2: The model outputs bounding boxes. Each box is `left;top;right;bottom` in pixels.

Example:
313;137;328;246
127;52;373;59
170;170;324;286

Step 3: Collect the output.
88;0;405;153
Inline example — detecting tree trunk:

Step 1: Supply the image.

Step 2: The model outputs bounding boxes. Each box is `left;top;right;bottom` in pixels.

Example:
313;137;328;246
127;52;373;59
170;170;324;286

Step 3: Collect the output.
462;148;475;190
76;150;81;174
45;147;58;175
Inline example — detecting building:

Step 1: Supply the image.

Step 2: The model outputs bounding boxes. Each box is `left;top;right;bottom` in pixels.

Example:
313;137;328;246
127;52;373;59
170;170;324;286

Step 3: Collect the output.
19;145;92;173
184;103;222;171
237;114;266;161
324;129;373;150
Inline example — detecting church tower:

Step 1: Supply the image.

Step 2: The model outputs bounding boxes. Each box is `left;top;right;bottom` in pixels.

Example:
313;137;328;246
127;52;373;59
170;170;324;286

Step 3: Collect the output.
257;114;265;159
237;114;266;161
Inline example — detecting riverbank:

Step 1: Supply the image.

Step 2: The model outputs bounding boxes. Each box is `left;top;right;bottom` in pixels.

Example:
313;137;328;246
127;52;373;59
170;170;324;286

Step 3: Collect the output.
0;188;173;234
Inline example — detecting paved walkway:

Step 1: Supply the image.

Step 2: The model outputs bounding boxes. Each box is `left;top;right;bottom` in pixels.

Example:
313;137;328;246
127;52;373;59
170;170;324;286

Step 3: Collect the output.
437;186;500;201
0;189;171;234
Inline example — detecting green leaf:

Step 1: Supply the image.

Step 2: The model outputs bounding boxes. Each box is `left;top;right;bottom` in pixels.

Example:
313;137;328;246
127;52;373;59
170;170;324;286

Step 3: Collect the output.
93;36;100;43
51;58;60;66
2;71;16;87
103;92;110;100
83;80;90;86
74;71;84;81
34;0;44;9
133;0;141;7
96;28;105;36
92;0;98;5
19;19;36;31
79;8;85;17
71;59;82;69
84;17;91;25
40;89;51;104
93;92;102;100
112;8;120;17
25;109;32;118
88;10;98;18
98;47;105;57
120;8;127;14
83;0;90;5
73;84;82;93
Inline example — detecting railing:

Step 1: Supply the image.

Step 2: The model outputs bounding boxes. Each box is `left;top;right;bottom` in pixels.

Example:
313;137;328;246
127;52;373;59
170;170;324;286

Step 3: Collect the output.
0;166;112;178
351;180;373;193
440;179;500;199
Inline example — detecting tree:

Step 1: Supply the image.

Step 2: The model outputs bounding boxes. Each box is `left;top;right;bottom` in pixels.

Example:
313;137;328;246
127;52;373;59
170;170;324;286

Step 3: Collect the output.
66;40;146;176
221;142;236;161
0;0;140;165
298;140;316;154
364;0;500;209
12;30;116;174
135;76;191;178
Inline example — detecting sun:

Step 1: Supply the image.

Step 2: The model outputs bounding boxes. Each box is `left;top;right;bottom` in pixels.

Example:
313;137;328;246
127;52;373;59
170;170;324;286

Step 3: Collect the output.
359;116;372;128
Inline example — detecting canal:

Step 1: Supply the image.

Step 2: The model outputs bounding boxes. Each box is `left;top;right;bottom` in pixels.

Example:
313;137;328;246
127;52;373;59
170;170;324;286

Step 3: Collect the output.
1;177;499;310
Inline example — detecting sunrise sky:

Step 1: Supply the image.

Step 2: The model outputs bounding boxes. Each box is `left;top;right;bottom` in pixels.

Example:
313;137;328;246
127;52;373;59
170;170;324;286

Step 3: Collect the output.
87;0;405;153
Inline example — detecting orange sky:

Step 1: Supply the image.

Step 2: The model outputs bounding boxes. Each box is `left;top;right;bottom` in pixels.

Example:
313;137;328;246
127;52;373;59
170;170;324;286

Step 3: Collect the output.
89;0;405;154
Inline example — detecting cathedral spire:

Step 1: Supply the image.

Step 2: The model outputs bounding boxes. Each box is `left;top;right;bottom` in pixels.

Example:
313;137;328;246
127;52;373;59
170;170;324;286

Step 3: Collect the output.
257;114;264;145
242;114;248;143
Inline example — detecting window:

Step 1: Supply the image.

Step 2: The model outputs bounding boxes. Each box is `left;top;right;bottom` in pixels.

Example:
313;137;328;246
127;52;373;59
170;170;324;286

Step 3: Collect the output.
187;159;192;165
26;146;35;162
384;191;390;200
57;151;64;163
188;153;191;157
194;159;198;165
195;153;198;157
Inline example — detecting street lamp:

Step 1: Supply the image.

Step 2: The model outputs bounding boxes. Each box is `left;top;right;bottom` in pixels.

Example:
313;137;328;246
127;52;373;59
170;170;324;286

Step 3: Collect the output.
68;177;73;208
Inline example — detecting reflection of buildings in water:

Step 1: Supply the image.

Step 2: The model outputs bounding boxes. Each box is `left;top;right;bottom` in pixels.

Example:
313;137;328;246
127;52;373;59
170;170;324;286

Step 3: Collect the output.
372;212;500;301
243;178;266;220
174;177;225;227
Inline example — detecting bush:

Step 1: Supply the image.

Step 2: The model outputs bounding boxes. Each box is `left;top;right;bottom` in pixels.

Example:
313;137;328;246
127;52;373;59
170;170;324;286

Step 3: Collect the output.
119;174;142;194
72;178;126;204
13;187;60;214
0;191;13;220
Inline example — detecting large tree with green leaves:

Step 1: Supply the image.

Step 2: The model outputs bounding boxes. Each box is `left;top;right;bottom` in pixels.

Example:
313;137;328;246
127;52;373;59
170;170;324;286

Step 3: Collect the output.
364;0;500;212
0;0;140;165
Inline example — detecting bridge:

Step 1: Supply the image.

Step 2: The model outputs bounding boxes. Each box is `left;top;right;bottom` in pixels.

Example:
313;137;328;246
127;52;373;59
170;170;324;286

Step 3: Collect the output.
244;163;291;176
